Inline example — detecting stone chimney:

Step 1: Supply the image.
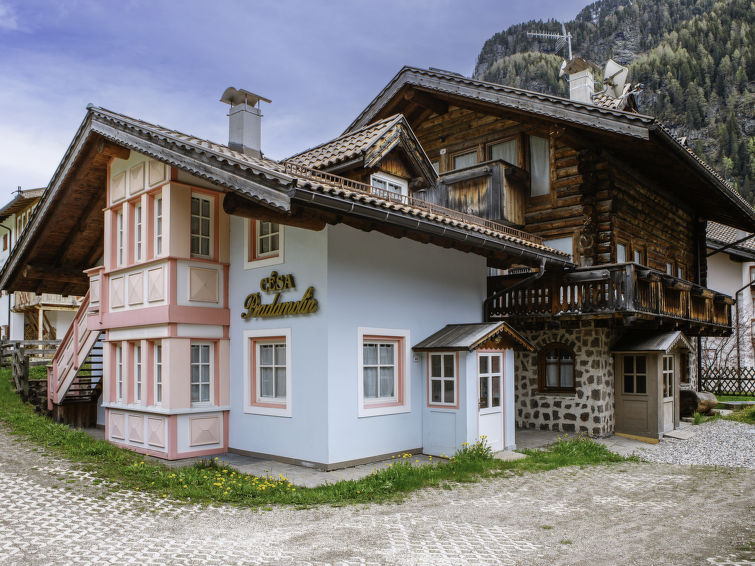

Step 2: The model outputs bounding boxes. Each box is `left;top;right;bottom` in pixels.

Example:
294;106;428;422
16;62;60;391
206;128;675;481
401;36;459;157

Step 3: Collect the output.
562;58;596;104
220;87;271;158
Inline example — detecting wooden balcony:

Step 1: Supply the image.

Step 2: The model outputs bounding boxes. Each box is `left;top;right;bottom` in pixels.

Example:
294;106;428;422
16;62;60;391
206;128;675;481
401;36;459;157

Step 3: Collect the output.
486;263;733;336
12;291;80;312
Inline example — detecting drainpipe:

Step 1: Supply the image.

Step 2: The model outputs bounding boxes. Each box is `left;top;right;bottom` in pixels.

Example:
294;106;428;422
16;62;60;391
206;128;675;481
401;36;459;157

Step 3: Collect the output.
483;257;547;322
0;224;11;340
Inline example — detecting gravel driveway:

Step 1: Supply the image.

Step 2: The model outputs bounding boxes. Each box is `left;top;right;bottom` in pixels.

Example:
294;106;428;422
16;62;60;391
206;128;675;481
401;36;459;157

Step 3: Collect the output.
0;425;753;566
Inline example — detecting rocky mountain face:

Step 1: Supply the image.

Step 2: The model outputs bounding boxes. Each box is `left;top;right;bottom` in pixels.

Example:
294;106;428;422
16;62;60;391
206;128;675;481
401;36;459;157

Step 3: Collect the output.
474;0;755;203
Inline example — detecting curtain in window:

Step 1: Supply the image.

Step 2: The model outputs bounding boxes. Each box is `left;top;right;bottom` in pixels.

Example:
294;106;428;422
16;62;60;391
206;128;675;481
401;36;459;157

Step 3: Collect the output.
529;136;550;196
490;139;518;165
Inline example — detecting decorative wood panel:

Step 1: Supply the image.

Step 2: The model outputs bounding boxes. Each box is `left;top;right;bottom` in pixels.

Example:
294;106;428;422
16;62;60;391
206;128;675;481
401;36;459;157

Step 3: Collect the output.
189;416;220;446
189;267;219;303
129;162;145;194
110;276;125;308
148;159;166;186
111;172;126;203
147;417;166;448
127;272;144;306
147;267;165;302
128;415;144;444
109;412;125;440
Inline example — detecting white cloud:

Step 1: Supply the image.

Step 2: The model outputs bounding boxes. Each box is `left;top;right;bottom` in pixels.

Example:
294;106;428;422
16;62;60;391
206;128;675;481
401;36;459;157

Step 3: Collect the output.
0;1;19;31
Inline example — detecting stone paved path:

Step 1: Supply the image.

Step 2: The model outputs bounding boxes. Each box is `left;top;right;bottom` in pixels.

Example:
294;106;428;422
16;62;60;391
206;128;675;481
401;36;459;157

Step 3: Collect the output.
0;428;753;565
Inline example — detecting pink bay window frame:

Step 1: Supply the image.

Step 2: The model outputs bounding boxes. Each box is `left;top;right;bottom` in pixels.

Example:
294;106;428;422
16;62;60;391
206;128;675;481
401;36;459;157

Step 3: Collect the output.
248;336;288;409
360;334;406;411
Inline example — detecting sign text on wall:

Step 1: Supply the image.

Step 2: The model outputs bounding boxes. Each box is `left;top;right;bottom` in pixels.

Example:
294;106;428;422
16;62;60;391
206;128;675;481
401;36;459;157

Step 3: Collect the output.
241;271;319;319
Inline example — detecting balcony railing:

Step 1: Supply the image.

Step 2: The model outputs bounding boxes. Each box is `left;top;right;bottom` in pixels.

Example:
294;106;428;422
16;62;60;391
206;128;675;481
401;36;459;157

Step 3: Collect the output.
13;291;80;311
486;263;733;333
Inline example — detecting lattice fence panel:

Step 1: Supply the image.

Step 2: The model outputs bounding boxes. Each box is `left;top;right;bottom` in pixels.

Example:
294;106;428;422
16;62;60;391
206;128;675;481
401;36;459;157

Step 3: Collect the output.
700;367;755;395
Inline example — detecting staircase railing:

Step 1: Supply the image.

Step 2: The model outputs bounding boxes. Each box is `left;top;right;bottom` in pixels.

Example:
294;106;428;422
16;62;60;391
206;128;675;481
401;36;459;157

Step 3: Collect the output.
47;290;102;407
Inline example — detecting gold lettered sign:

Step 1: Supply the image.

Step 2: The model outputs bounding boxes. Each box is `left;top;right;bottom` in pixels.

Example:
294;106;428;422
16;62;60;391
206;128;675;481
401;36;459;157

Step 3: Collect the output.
241;271;319;319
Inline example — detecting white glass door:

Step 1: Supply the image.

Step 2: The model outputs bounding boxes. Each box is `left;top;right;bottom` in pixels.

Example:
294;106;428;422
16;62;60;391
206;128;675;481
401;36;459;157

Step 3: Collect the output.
478;353;504;452
662;355;675;432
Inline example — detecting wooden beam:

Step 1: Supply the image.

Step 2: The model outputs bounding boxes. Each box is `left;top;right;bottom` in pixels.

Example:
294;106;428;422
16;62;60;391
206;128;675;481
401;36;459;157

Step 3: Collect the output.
403;89;449;116
23;265;87;284
222;193;326;231
97;138;131;160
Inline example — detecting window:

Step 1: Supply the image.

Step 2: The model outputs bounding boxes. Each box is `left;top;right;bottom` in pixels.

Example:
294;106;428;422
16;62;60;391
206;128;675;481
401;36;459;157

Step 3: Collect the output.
115;344;123;402
134;203;143;261
190;195;212;257
134;344;142;404
453;151;477;170
190;343;212;405
245;219;284;268
677;266;684;279
633;247;645;265
429;353;457;407
623;355;647;394
616;242;627;263
370;173;408;198
538;343;575;391
529;135;550;197
117;211;124;266
665;262;673;275
543;236;573;259
244;329;292;417
479;353;502;410
489;138;518;165
154;196;163;256
357;328;410;417
154;343;162;405
662;355;674;398
431;160;439;174
2;233;7;251
256;222;280;259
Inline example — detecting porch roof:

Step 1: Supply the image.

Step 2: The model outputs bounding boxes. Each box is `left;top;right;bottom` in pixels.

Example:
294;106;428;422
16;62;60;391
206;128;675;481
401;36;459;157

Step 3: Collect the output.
413;322;533;352
611;331;692;354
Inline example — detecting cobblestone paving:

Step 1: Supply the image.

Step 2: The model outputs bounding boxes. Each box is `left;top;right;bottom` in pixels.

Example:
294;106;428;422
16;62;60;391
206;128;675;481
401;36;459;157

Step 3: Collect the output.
0;429;753;565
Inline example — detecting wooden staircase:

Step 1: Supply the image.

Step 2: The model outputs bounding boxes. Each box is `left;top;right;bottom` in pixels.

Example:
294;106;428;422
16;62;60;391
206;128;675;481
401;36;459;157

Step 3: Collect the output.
48;291;103;427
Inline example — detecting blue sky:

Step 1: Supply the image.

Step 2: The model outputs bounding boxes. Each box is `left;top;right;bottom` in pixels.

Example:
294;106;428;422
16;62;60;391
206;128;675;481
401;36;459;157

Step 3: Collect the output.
0;0;586;202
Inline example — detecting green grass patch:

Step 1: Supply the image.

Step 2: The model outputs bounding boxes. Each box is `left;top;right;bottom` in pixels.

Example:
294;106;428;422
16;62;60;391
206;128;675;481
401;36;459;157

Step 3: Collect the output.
726;405;755;425
716;395;755;402
0;367;630;507
28;365;48;380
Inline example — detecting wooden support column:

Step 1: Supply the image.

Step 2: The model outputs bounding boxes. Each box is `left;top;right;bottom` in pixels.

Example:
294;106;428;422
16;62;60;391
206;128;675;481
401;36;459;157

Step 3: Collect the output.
37;308;43;342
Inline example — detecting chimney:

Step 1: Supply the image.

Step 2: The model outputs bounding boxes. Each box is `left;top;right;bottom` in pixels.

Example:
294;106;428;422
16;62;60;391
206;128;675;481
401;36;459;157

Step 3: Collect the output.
220;87;271;158
561;58;596;104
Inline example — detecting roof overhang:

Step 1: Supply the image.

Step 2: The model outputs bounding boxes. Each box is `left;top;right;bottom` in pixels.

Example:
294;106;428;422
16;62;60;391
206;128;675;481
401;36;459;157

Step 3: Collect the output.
611;331;692;354
413;322;534;352
347;67;755;232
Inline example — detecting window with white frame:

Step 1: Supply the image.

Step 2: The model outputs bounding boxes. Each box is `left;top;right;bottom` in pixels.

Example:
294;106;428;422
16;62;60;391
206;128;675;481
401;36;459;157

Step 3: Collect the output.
154;343;162;405
370;173;408;198
479;353;502;409
244;329;292;417
190;195;212;257
256;221;280;258
154;196;163;256
190;343;212;405
429;352;456;406
134;344;142;403
134;203;143;261
115;344;123;402
117;210;124;266
662;355;674;398
358;328;410;417
616;242;627;263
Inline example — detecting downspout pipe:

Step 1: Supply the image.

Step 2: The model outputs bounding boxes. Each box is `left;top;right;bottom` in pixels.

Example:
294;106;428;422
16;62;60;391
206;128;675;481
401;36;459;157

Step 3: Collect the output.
483;258;547;322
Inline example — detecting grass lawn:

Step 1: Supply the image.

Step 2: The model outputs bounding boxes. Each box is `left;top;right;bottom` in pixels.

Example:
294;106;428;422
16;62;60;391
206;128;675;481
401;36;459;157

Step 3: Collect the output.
0;367;630;507
716;395;755;402
693;405;755;425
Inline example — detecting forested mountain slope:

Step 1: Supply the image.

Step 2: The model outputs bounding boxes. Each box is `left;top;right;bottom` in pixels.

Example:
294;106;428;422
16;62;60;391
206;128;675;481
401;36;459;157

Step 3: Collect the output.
474;0;755;202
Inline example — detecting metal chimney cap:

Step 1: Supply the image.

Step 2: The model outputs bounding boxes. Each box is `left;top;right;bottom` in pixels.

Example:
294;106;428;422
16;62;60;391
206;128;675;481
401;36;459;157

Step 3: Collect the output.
220;87;271;107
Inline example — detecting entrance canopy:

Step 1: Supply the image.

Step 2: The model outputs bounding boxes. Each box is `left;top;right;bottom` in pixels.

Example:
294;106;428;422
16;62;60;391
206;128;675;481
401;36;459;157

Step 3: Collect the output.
612;331;692;354
413;322;533;352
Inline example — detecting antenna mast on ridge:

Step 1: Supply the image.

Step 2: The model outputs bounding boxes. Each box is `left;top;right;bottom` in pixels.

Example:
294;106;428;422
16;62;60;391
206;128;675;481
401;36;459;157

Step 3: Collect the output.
526;22;572;60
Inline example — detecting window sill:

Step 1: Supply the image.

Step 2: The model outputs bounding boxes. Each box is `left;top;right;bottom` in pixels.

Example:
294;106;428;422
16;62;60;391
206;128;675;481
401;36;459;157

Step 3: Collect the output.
243;404;291;418
536;389;576;396
358;403;409;418
244;254;284;270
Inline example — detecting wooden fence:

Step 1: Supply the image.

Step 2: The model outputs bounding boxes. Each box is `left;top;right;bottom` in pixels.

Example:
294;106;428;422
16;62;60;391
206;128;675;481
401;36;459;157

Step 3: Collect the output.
0;340;60;403
700;367;755;396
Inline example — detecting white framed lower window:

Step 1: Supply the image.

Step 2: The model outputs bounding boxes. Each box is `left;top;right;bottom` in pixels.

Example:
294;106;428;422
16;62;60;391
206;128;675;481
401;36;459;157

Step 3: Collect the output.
190;194;213;258
154;342;162;406
428;352;457;407
190;343;213;406
243;328;292;417
134;343;142;404
115;343;123;402
357;327;411;418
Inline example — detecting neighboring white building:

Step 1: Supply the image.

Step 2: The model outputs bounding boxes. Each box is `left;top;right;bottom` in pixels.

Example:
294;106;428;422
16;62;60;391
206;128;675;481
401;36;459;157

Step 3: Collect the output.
0;188;79;341
704;221;755;370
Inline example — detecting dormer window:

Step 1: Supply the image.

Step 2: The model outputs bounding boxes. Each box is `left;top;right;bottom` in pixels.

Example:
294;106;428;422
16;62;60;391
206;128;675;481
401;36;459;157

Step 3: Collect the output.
370;173;408;198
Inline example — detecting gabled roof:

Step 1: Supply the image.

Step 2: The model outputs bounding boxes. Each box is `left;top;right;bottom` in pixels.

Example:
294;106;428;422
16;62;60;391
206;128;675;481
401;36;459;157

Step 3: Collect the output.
346;66;755;231
0;105;573;294
413;322;533;352
287;114;437;184
612;331;692;353
0;188;45;222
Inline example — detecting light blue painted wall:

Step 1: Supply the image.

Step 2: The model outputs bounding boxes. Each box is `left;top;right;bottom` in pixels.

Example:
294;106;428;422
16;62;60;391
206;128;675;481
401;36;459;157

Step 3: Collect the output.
325;224;487;464
227;217;330;464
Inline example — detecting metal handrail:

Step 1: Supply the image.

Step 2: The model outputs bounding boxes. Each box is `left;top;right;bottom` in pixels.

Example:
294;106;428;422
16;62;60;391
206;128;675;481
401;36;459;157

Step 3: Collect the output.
283;162;544;246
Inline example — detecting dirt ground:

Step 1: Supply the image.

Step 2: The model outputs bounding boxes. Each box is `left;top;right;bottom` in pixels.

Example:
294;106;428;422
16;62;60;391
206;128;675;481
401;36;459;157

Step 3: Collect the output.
0;427;752;565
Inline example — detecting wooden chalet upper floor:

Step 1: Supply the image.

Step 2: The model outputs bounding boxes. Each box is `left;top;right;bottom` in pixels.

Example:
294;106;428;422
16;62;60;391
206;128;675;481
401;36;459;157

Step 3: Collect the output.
290;67;755;335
